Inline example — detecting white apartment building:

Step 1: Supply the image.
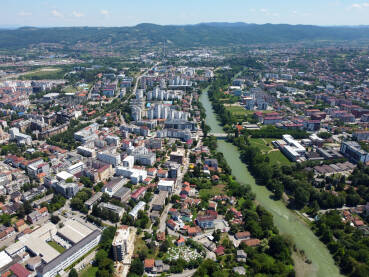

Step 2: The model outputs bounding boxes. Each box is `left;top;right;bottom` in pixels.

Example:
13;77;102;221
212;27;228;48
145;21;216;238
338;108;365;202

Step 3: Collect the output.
97;151;121;167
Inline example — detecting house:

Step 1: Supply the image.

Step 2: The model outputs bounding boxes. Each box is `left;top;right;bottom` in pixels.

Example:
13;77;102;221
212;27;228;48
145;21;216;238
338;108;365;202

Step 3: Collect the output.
180;186;191;196
187;226;202;237
153;260;164;274
144;259;155;273
0;227;15;241
196;215;215;229
235;231;251;240
157;169;168;178
9;264;30;277
131;186;147;201
27;207;49;224
214;245;225;256
176;237;186;247
168;208;180;220
157;179;174;193
152;191;168;211
230;207;242;219
166;219;176;230
147;168;157;177
204;159;218;170
15;219;27;232
237;250;247;262
208;201;217;211
242;238;261;247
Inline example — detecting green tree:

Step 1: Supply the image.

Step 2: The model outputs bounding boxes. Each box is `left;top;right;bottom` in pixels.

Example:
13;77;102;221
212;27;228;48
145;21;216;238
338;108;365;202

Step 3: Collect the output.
68;268;78;277
129;259;144;275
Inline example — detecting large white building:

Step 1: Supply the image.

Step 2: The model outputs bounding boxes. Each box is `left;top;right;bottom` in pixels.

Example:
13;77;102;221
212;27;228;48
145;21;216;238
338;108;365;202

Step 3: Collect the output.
67;162;85;175
97;151;121;167
102;178;128;197
129;201;146;219
116;167;147;184
9;127;32;145
278;134;306;162
37;230;101;277
74;123;99;143
158;179;175;193
77;146;96;158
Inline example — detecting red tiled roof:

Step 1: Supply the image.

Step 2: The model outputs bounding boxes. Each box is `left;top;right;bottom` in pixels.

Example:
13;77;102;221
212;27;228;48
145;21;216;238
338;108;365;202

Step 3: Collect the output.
10;264;30;277
144;259;155;268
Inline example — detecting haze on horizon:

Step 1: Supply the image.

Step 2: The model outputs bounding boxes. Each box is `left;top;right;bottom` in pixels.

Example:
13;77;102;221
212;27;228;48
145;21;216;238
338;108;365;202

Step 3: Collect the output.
2;0;369;28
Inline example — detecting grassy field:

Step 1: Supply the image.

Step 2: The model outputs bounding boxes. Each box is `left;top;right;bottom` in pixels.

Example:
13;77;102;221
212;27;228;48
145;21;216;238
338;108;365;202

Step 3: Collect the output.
62;85;78;93
225;106;249;116
249;138;275;152
199;184;225;199
268;150;291;166
19;67;64;80
47;241;66;253
79;266;98;277
249;138;291;166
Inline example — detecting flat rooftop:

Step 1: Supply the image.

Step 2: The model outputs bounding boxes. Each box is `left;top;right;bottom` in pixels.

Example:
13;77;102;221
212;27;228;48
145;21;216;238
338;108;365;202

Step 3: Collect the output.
57;219;94;245
19;223;59;264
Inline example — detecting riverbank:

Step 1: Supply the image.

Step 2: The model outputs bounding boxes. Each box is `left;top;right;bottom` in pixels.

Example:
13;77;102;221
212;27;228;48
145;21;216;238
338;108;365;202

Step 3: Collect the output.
200;90;342;277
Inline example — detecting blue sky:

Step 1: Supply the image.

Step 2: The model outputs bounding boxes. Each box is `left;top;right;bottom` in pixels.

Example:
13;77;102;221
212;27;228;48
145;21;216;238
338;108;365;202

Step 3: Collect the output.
2;0;369;27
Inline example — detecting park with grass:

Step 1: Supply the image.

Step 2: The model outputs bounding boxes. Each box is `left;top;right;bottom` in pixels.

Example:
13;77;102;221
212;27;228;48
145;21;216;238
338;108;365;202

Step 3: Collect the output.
19;67;66;80
248;138;291;166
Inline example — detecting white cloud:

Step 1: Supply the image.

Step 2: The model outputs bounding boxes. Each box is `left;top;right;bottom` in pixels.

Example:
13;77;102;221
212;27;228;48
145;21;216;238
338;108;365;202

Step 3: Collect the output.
18;11;32;17
100;10;110;16
350;3;369;9
259;8;279;17
72;11;84;18
51;10;63;18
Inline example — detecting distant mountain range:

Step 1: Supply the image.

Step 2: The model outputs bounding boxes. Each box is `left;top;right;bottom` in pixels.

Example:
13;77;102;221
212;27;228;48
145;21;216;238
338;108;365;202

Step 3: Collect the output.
1;23;369;50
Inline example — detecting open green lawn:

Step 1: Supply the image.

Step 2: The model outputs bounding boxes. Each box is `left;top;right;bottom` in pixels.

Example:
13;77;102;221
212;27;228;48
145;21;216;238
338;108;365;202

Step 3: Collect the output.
199;184;225;199
79;266;98;277
62;85;78;93
268;150;291;166
19;67;64;80
249;138;291;166
47;241;66;253
249;138;275;153
225;106;249;116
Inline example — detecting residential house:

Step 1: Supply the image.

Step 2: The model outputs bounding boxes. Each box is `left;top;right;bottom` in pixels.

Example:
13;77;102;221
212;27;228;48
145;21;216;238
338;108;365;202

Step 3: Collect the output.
196;215;215;229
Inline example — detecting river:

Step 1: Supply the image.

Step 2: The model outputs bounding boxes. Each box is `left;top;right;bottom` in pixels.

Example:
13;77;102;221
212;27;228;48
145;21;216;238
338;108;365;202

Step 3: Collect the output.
200;90;342;277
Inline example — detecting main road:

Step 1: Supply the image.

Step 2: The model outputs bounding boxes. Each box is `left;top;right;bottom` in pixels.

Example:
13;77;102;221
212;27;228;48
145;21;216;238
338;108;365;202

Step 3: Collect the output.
200;90;342;277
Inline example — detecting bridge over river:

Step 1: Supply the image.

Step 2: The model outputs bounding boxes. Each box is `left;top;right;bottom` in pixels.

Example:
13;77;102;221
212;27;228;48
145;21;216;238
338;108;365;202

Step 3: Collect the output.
208;133;230;138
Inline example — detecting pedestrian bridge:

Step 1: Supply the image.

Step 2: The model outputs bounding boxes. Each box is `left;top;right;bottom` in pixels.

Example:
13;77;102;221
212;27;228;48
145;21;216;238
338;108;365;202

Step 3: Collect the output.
209;133;232;138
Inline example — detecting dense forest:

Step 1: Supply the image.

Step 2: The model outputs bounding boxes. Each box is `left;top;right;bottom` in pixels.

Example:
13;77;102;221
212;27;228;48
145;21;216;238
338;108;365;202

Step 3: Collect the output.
1;23;369;50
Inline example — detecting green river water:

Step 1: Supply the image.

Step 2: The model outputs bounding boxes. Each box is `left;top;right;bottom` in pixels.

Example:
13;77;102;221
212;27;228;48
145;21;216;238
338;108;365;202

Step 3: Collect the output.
200;90;342;277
